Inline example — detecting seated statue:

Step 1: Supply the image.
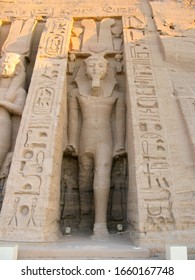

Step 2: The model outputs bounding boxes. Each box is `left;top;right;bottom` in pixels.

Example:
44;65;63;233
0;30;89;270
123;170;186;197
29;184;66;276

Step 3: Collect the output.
67;55;126;238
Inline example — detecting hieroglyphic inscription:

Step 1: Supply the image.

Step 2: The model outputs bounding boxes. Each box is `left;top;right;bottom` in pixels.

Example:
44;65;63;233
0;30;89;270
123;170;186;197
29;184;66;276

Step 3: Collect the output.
123;15;175;231
14;60;61;198
11;60;63;227
5;18;71;228
39;18;70;58
0;4;143;21
101;6;141;16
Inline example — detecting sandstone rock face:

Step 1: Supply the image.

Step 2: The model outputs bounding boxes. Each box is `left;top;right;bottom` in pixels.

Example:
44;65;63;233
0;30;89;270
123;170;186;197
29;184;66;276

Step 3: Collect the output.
0;0;194;252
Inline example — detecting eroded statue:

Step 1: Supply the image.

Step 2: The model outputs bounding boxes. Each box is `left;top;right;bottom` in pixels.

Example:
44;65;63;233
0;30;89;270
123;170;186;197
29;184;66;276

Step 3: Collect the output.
0;53;26;170
67;55;126;238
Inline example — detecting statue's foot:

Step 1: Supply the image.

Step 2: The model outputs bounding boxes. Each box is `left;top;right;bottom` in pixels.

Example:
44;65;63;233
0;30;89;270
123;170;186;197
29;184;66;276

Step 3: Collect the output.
91;223;109;240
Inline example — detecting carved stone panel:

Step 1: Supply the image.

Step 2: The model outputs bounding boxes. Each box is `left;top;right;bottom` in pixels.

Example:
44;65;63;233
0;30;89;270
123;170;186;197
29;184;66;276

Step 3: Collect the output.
123;14;175;237
0;18;71;241
0;0;194;250
0;19;37;212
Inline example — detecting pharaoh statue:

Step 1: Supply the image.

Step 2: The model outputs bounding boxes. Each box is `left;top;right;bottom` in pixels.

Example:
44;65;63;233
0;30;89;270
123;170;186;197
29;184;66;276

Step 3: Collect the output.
0;53;26;169
0;20;36;208
67;55;126;238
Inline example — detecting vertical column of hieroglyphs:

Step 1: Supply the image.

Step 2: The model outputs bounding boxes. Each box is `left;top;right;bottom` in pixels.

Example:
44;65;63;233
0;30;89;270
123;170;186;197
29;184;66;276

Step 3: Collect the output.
0;18;71;241
123;12;175;238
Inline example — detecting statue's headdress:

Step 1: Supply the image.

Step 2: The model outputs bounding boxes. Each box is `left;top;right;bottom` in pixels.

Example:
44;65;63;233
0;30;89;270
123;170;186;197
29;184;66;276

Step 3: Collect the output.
1;19;37;63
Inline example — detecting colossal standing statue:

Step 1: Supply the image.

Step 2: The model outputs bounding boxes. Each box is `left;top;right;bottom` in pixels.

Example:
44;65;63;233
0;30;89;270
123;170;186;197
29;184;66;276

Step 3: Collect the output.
67;55;126;238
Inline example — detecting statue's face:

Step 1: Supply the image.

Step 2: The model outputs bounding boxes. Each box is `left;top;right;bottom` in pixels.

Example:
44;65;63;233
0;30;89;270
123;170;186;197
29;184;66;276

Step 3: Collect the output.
0;54;19;78
85;57;107;81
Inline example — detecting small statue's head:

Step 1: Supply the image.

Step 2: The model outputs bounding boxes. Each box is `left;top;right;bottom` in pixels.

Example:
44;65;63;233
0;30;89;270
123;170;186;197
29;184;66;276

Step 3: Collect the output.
0;53;21;78
85;55;108;81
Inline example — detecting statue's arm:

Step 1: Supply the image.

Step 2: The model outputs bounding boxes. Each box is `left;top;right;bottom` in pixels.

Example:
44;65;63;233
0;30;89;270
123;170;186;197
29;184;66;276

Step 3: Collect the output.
67;89;79;155
114;91;126;156
5;66;26;102
0;88;26;115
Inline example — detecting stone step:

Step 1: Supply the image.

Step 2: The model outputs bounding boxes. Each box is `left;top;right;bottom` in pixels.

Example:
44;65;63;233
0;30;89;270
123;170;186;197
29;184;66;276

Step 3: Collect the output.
2;235;150;260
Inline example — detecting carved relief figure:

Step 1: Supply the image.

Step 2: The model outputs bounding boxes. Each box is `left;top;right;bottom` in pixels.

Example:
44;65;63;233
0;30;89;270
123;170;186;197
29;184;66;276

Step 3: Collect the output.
60;157;80;234
67;55;126;238
109;157;127;223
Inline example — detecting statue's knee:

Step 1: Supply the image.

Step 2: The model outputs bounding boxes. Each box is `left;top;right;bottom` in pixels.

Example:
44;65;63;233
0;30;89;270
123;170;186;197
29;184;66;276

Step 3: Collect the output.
95;162;111;175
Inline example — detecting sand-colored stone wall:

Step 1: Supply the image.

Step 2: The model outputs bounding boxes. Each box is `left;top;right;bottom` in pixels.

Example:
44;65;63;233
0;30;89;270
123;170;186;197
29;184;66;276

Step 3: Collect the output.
0;0;194;250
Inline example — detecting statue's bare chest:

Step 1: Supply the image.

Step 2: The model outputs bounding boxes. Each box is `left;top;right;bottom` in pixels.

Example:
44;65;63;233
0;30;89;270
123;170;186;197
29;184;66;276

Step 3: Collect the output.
77;95;117;109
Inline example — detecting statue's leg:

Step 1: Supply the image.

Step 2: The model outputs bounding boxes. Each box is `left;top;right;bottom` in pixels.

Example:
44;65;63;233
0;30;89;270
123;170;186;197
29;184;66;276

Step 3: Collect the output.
0;110;12;170
93;144;112;238
11;115;21;151
79;152;94;231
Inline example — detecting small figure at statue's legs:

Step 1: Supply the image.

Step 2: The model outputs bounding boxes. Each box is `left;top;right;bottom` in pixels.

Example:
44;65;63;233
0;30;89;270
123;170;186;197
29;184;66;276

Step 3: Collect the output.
79;152;94;231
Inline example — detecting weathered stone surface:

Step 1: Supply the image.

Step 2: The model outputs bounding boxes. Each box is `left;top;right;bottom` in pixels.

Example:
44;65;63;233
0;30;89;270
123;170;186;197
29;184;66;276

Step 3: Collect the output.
0;0;195;257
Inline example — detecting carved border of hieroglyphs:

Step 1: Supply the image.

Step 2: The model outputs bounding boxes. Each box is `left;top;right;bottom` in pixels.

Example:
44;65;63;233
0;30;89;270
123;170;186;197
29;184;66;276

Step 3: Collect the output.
123;16;175;231
38;18;70;58
7;18;71;228
0;4;141;20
